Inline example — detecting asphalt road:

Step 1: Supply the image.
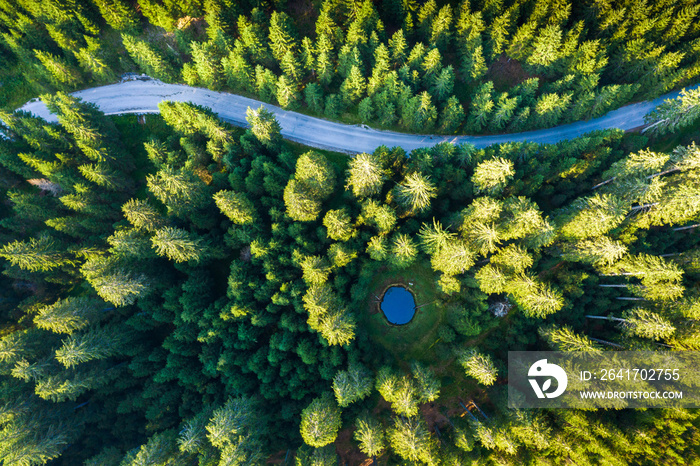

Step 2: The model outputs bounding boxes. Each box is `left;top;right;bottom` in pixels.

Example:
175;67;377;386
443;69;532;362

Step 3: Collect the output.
18;78;698;154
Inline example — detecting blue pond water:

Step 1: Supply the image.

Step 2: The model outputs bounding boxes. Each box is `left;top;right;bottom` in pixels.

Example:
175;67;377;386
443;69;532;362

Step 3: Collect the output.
380;286;416;325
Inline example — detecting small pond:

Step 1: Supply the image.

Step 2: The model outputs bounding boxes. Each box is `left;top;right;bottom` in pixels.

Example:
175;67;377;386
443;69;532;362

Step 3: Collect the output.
380;286;416;325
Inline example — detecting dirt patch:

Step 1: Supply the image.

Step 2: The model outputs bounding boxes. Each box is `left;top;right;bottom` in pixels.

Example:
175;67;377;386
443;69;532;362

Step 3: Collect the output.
484;55;533;92
420;402;451;433
265;449;288;464
335;426;370;466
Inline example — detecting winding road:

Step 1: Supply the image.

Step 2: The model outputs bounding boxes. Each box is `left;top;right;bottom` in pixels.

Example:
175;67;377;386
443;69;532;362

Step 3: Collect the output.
18;77;696;154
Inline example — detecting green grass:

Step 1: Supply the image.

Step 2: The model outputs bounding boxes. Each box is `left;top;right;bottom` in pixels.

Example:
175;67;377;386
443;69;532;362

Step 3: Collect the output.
360;262;447;363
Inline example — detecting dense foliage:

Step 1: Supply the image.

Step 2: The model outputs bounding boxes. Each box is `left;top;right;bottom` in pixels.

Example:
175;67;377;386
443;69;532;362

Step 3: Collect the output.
3;0;700;134
1;87;700;464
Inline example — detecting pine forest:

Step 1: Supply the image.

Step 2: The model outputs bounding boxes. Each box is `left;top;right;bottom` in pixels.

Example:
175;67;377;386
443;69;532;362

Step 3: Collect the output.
1;0;700;465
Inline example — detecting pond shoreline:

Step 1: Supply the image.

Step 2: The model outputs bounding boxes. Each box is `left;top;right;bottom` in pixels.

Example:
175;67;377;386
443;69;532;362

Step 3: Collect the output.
377;284;417;326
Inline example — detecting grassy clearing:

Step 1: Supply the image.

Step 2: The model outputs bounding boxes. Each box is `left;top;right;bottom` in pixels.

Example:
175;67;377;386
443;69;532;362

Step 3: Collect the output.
361;262;447;363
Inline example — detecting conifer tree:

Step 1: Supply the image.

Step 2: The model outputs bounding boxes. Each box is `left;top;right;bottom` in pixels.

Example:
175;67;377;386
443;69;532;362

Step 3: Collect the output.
387;417;438;465
213;190;256;225
346;152;385;198
81;255;150;307
319;308;356;346
146;167;210;218
354;414;386;458
268;11;297;62
74;37;116;82
277;75;298;109
558;194;629;239
401;91;438;131
295;446;338;466
431;240;475;275
644;88;700;136
418;219;456;254
34;51;81;87
489;93;519;132
94;0;139;32
458;348;498;386
0;235;72;272
222;48;254;92
586;310;676;342
538;325;603;353
358;97;374;122
107;229;154;259
366;236;389;261
390;234;418;269
34;296;107;335
121;430;182;465
323;209;354;242
510;274;565;318
375;367;420;417
121;35;177;82
438;96;465;133
122;199;165;232
34;365;115;402
411;361;440;402
151;227;208;263
300;255;332;287
466;82;495;132
562;236;627;267
54;326;126;367
621;309;676;341
205;396;263;462
300;394;342;448
340;65;366;103
294;151;337;199
532;92;572;128
394;172;437;213
305;83;325;113
284;180;322;222
246;105;282;150
333;363;373;407
527;25;562;68
471;157;515;195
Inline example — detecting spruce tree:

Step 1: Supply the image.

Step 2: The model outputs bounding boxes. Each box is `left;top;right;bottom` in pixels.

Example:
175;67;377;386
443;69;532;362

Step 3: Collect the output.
458;348;498;386
300;394;342;448
354;414;386;458
332;363;373;407
394;172;437;213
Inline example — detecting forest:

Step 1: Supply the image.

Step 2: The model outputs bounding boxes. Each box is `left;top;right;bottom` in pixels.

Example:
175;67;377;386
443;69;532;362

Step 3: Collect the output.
3;0;700;132
1;0;700;465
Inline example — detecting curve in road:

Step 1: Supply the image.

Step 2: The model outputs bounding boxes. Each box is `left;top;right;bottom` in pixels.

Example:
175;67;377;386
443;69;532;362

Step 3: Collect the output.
18;78;698;154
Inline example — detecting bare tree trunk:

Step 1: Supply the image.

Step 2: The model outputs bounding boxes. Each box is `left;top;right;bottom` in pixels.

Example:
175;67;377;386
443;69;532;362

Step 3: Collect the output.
592;177;617;190
674;223;700;231
648;167;680;179
585;315;627;323
589;337;624;348
630;202;659;211
640;118;669;134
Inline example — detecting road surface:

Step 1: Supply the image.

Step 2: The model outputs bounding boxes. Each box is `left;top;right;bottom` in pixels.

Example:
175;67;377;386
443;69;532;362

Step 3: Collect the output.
18;77;697;154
